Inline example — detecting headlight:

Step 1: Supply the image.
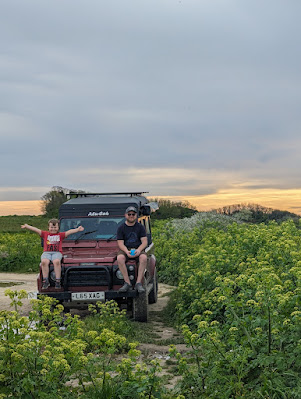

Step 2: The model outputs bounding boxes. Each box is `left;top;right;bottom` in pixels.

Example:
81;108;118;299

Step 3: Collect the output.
128;265;135;271
116;270;124;280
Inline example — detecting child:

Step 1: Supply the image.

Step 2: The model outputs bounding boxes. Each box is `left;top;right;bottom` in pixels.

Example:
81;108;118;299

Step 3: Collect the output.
21;218;84;289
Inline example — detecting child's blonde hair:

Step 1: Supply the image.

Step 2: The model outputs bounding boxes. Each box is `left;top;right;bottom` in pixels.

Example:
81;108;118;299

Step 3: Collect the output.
48;218;60;226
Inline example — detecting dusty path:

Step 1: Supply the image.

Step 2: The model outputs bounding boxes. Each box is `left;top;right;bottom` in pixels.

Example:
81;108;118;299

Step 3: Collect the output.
138;283;187;389
0;273;37;314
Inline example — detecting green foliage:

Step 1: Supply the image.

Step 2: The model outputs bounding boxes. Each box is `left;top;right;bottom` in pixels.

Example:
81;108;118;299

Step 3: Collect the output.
154;217;301;397
0;216;48;233
0;294;86;398
84;301;164;345
215;203;300;224
0;292;172;399
85;300;133;346
152;212;240;285
41;186;69;218
0;233;41;272
150;198;197;220
2;208;301;397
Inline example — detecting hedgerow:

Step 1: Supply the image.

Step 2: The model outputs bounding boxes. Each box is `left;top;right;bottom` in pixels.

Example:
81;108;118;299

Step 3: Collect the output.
0;233;41;272
153;219;301;398
152;212;240;285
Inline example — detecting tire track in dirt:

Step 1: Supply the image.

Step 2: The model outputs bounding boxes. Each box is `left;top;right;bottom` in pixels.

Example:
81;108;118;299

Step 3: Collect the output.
138;283;187;389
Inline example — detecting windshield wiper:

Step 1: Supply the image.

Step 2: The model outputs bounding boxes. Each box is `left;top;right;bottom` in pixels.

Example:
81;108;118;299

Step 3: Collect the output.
75;230;97;243
106;234;117;241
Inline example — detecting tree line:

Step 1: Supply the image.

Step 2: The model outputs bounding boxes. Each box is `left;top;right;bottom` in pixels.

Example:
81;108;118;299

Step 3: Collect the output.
41;186;300;223
214;202;300;224
41;187;198;220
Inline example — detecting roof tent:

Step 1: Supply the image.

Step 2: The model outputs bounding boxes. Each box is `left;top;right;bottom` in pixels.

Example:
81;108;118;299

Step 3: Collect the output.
59;192;152;218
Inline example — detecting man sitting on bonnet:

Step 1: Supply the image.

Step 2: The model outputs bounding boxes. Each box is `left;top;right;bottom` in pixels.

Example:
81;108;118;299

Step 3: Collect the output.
117;206;148;293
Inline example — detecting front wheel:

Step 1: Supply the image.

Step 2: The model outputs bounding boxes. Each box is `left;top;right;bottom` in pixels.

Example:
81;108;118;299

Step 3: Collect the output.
148;270;158;304
132;288;148;322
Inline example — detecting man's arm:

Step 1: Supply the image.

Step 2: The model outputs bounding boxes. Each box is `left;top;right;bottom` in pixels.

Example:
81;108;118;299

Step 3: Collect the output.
135;236;148;256
21;224;42;236
117;239;131;256
65;226;84;238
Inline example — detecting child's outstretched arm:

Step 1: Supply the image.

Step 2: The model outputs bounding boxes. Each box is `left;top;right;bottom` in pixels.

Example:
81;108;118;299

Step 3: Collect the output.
65;225;84;238
21;224;42;236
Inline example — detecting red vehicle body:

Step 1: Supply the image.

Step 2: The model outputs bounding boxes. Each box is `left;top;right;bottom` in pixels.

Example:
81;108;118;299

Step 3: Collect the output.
37;192;158;321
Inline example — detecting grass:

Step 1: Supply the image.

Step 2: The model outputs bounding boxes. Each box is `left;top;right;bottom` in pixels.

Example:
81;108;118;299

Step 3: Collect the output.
160;289;180;328
0;215;48;233
0;282;23;287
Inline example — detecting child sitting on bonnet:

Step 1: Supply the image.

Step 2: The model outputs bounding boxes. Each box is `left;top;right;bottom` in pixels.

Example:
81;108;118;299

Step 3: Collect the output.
21;218;84;289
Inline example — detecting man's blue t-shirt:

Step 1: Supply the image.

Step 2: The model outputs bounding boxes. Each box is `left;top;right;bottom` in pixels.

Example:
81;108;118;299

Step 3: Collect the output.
117;222;146;249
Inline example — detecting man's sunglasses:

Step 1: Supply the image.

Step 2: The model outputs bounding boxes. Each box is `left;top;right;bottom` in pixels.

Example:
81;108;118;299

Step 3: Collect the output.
127;213;136;216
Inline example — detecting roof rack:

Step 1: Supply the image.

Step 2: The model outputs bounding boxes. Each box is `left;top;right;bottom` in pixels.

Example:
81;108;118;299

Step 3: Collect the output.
67;192;149;199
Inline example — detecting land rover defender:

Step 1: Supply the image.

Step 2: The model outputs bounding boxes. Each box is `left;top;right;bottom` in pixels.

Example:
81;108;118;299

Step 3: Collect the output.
37;192;158;322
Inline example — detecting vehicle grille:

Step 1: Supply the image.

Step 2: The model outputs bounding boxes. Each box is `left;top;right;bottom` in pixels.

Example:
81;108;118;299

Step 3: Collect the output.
64;267;111;288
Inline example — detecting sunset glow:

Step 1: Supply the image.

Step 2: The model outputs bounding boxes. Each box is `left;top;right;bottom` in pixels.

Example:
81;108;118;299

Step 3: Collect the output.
1;189;300;217
0;201;42;216
156;188;301;215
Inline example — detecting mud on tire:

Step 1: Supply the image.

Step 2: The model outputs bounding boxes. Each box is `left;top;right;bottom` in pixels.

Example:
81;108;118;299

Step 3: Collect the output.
132;288;148;322
148;270;158;304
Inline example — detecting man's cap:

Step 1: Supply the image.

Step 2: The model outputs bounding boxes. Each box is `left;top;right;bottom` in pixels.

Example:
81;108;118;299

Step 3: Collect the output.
125;206;138;214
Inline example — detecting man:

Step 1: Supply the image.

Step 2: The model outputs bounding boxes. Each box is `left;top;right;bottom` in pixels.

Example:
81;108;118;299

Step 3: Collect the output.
117;206;148;293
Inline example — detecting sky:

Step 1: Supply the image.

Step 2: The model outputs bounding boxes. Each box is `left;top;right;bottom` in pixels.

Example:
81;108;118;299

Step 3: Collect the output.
1;0;301;216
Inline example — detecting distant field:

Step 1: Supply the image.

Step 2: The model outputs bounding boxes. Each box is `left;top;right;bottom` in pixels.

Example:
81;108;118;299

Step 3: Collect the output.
0;215;49;233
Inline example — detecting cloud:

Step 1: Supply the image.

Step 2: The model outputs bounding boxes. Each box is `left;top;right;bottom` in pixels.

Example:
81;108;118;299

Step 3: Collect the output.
0;0;301;207
0;112;41;139
0;187;49;201
58;166;254;196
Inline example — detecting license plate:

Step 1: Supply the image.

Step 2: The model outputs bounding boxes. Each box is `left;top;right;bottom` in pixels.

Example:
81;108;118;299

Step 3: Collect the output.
71;292;105;301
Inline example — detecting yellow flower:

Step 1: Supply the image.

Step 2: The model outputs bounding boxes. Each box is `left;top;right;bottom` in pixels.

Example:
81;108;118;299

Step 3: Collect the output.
218;296;226;302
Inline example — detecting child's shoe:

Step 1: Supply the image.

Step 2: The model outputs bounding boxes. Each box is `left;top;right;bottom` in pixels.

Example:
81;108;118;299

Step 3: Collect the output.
42;278;50;289
135;282;145;293
55;279;61;289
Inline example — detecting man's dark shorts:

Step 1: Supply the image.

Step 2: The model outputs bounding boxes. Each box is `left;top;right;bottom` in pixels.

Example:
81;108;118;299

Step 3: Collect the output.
117;249;147;261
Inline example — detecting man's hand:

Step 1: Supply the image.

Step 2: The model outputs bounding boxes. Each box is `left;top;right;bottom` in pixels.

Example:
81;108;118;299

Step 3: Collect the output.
77;226;84;232
21;224;28;229
127;249;136;258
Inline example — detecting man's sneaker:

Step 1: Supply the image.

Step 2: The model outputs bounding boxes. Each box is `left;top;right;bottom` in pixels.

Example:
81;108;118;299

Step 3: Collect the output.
135;283;145;294
119;282;132;292
42;278;50;289
55;280;61;289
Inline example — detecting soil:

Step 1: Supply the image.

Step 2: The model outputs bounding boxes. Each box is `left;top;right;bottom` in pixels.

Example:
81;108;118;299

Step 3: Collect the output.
0;272;37;315
138;283;187;389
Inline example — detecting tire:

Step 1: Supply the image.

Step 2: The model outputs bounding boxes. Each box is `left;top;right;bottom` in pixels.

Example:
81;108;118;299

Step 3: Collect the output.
132;289;148;322
148;270;158;304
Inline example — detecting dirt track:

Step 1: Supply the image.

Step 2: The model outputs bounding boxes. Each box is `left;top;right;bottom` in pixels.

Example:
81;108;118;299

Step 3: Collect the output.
0;273;38;314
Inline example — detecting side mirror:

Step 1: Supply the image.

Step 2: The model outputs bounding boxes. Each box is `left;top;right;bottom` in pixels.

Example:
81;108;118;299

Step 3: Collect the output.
140;202;159;215
141;205;151;216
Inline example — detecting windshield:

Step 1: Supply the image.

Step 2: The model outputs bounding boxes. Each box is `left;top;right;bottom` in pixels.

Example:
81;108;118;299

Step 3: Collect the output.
60;217;125;240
